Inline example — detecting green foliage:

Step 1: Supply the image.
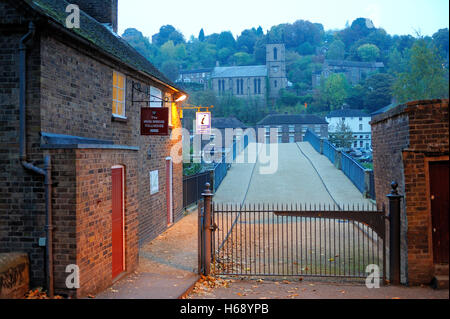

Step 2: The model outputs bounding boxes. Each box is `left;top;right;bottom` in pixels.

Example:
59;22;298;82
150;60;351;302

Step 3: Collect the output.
363;73;394;112
393;39;449;103
326;40;345;60
320;74;350;110
357;44;380;62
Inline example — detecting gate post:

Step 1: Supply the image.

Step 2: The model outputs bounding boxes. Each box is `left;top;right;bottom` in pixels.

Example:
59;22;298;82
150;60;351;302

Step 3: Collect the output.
386;181;403;285
201;182;214;276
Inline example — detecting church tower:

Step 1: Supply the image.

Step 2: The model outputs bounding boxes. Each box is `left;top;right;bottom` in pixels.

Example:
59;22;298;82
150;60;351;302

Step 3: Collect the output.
266;43;287;99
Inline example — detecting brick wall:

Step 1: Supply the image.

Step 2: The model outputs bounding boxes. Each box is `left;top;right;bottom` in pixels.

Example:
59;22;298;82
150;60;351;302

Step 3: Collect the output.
371;99;449;285
0;13;47;288
1;2;184;297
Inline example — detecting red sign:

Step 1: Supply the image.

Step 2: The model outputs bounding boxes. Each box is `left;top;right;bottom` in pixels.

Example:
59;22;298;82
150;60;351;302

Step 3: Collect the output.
141;107;169;135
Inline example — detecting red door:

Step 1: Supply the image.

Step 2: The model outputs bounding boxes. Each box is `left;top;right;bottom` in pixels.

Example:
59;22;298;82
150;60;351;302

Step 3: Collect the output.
429;161;449;264
166;158;173;225
112;166;125;279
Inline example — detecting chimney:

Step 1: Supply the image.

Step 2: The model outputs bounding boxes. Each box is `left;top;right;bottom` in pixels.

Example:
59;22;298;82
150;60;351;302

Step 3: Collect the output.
72;0;118;33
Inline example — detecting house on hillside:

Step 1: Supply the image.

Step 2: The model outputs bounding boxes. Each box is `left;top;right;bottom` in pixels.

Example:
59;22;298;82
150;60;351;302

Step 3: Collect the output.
312;59;384;87
256;114;328;144
0;0;187;298
326;109;372;150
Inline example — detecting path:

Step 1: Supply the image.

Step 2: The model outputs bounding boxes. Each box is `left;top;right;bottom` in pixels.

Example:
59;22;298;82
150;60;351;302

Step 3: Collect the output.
214;142;374;207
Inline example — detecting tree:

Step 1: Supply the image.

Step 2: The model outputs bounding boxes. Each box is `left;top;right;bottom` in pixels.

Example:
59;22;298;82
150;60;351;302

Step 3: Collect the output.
198;28;205;42
326;40;345;60
329;120;354;149
432;28;449;60
357;44;380;61
160;60;179;82
152;25;184;46
321;74;350;111
363;73;394;112
217;31;236;50
393;39;449;103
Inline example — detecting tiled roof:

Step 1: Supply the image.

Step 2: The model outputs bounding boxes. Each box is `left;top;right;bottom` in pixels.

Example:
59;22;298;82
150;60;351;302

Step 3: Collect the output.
325;60;384;68
21;0;184;93
211;65;267;78
212;117;247;129
257;114;328;125
326;109;370;118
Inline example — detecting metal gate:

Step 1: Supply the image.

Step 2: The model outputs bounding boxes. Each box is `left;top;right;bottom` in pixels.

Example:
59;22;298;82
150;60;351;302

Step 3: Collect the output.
210;203;386;282
199;182;403;284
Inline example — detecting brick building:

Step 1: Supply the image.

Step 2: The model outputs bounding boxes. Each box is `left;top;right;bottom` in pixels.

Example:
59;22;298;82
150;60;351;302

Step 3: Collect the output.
0;0;186;297
257;114;328;144
371;99;449;286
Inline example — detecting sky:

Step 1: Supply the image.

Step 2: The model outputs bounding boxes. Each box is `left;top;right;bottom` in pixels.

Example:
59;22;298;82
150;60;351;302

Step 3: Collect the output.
118;0;449;40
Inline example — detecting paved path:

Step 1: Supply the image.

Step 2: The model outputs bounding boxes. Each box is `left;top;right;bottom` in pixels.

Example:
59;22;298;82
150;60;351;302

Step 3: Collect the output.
95;208;199;299
215;142;374;207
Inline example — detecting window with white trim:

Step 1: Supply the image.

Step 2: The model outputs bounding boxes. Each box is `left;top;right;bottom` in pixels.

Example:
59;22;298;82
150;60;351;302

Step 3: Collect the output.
150;86;163;107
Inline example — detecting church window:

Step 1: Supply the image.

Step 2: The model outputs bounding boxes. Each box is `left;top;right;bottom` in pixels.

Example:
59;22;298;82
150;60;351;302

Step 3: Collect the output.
274;47;278;60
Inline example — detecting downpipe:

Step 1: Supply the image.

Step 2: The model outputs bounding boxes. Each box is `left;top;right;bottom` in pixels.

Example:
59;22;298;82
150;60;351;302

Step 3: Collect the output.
19;22;54;297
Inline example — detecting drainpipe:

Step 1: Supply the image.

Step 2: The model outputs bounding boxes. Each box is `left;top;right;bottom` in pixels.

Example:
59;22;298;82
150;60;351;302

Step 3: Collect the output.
19;22;54;297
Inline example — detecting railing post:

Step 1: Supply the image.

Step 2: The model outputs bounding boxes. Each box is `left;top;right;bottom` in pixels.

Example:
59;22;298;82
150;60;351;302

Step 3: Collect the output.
201;183;214;276
335;150;342;170
387;181;403;285
320;138;324;155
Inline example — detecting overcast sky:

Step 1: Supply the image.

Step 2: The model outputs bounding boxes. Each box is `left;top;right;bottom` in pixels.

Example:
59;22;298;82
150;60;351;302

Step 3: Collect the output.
118;0;449;40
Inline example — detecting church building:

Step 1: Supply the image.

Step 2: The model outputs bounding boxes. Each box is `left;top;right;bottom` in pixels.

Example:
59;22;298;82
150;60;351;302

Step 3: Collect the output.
210;43;288;100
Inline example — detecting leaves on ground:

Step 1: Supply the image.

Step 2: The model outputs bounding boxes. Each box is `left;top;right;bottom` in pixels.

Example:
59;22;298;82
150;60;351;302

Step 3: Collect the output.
24;288;63;299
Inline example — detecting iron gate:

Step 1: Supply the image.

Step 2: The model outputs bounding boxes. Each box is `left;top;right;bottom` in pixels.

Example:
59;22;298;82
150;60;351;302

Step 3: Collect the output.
209;202;387;282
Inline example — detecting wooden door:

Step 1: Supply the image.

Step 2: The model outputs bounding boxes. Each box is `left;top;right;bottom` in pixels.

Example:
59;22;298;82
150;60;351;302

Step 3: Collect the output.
112;166;125;278
166;158;173;225
429;161;449;264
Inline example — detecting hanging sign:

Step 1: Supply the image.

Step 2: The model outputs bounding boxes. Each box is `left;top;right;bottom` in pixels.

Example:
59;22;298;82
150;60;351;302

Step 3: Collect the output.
141;107;169;136
196;112;211;134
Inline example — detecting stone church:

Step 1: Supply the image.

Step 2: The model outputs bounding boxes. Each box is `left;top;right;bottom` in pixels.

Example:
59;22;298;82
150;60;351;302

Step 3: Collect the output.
177;43;288;102
211;43;288;100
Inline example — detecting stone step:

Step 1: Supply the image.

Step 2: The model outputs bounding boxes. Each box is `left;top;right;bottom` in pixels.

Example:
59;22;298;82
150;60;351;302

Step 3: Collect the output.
434;264;449;276
432;275;449;289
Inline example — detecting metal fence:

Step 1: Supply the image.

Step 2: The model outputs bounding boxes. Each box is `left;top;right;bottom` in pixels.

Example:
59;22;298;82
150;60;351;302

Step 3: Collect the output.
341;151;366;194
304;129;321;153
322;139;337;164
183;171;211;208
211;202;386;281
303;129;376;200
184;135;250;207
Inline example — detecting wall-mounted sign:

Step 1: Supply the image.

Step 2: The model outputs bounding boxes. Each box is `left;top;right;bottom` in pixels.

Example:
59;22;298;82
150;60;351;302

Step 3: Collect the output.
150;170;159;195
141;107;169;135
196;112;211;135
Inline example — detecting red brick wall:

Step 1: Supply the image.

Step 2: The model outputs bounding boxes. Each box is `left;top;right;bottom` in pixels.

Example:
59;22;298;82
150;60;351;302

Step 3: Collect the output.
371;99;449;285
1;2;184;298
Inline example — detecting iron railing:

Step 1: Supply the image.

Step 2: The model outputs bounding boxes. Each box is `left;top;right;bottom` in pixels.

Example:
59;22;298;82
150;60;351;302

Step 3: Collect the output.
322;139;337;164
341;151;366;194
304;129;321;153
211;202;386;281
183;171;211;208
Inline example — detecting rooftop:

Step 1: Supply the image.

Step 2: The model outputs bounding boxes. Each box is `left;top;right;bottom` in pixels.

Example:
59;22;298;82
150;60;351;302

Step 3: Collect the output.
257;114;328;125
326;109;371;118
20;0;184;93
211;65;267;78
212;117;247;129
325;60;384;69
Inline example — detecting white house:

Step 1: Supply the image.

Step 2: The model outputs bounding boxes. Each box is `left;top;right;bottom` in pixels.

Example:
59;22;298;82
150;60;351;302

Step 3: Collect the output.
326;109;372;150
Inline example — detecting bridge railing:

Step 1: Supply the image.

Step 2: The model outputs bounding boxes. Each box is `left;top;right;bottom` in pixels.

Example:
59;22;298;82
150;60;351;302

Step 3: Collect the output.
303;129;376;200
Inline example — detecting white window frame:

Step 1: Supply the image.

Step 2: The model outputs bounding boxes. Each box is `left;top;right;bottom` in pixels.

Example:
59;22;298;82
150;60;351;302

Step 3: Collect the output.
112;71;126;118
150;86;163;108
